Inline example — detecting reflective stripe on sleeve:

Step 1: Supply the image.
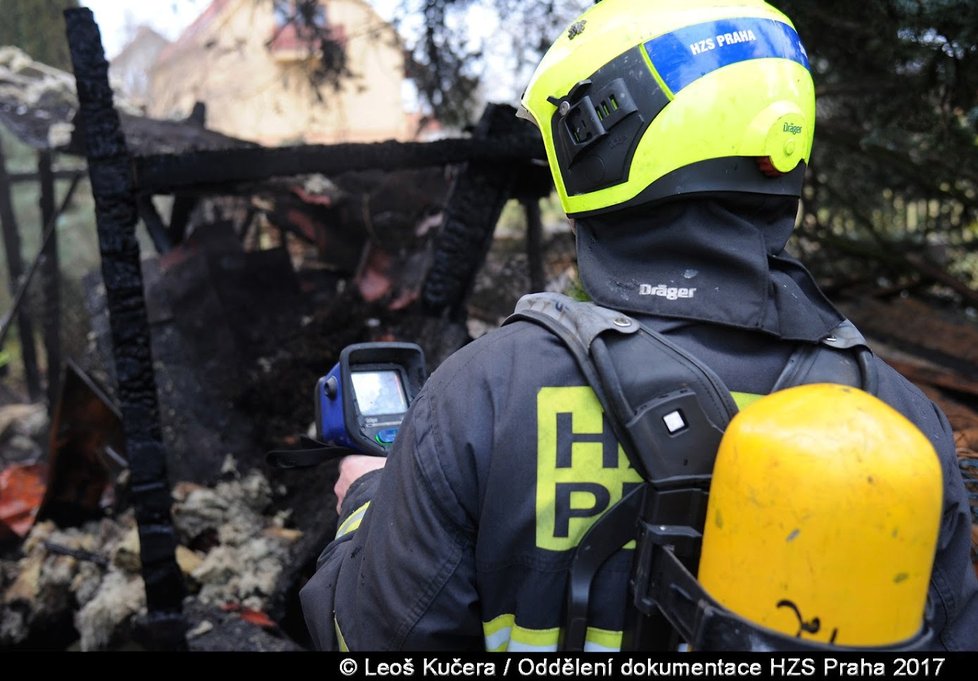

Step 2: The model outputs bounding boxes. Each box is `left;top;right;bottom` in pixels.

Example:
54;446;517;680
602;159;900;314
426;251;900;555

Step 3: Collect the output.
335;501;371;539
482;613;622;652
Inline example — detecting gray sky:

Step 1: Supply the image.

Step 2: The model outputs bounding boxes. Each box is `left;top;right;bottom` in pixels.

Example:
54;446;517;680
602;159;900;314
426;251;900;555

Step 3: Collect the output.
79;0;212;58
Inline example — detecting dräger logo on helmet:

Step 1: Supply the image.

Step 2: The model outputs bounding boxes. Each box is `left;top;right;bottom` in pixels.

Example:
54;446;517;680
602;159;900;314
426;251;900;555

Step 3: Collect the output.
639;284;697;300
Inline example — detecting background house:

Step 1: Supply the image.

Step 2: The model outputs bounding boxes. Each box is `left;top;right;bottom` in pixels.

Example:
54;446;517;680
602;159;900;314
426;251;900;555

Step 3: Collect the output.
145;0;413;145
108;25;169;109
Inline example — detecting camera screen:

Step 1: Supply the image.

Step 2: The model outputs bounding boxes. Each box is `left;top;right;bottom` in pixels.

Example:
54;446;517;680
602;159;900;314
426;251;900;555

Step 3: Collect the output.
351;370;409;416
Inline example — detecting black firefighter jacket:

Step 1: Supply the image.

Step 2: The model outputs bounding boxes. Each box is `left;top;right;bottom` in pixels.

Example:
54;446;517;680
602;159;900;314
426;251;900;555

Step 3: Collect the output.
300;198;978;651
300;315;978;651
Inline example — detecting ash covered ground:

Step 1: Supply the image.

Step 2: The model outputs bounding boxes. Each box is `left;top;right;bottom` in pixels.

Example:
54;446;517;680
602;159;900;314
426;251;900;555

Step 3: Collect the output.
0;215;576;651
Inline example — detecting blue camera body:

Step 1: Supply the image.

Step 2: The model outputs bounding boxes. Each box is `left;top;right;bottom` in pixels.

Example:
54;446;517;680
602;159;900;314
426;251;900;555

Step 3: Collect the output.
315;342;427;457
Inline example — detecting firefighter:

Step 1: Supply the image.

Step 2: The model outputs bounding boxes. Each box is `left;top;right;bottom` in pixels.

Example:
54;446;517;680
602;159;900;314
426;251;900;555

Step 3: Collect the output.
300;0;978;650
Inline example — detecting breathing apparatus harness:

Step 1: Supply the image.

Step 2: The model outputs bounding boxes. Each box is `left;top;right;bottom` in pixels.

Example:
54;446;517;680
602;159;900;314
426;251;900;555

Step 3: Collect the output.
505;292;937;652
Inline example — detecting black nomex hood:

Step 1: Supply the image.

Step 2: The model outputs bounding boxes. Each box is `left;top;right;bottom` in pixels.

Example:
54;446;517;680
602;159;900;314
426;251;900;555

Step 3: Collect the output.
575;195;844;342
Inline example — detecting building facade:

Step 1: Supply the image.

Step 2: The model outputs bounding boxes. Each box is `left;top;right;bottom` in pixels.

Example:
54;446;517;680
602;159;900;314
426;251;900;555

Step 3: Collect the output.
147;0;412;145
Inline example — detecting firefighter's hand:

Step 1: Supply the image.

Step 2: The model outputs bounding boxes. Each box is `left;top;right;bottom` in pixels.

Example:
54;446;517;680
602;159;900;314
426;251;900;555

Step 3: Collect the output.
334;455;387;515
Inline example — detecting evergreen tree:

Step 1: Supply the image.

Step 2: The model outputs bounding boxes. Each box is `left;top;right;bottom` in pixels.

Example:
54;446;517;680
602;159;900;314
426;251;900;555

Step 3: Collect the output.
772;0;978;301
0;0;80;70
383;0;978;304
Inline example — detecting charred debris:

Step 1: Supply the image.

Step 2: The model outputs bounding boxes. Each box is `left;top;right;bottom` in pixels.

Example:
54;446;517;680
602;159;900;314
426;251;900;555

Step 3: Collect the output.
0;7;976;652
0;8;557;651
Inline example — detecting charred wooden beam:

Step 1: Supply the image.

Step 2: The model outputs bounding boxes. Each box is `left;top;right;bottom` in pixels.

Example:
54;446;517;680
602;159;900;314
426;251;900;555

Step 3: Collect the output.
237;207;258;244
168;194;198;245
524;197;544;294
64;7;187;651
132;134;544;194
136;195;173;254
0;138;42;401
422;104;527;320
37;151;62;413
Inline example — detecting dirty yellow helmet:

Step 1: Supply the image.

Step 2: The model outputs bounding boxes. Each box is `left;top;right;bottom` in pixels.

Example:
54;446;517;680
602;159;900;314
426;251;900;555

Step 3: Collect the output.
518;0;815;217
698;384;942;647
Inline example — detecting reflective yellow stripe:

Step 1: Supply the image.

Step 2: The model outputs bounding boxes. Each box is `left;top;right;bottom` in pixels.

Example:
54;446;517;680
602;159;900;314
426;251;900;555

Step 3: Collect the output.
730;391;762;410
483;613;515;652
335;617;349;652
639;40;676;99
335;501;370;539
509;622;560;651
583;626;622;652
482;614;622;652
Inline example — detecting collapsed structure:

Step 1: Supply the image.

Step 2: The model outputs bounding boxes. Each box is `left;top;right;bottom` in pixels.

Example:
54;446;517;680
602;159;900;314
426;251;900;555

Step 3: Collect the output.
0;7;975;652
0;8;558;649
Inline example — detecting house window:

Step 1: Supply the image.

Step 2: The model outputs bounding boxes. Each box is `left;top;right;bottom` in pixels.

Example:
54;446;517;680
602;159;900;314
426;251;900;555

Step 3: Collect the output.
270;1;332;58
273;3;291;27
301;5;328;30
273;1;328;31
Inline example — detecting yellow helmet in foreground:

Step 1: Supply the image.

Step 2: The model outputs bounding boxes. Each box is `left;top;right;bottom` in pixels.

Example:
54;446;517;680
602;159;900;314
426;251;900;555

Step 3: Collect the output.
519;0;815;217
698;384;942;647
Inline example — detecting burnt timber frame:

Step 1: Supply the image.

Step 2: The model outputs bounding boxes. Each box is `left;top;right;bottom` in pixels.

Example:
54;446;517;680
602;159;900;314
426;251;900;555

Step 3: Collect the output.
63;6;549;650
132;135;544;194
38;150;62;412
421;104;527;320
64;8;188;650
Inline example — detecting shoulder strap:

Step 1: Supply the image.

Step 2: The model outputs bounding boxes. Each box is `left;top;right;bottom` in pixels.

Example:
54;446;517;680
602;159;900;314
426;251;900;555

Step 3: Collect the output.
505;292;737;483
773;320;878;394
506;293;737;651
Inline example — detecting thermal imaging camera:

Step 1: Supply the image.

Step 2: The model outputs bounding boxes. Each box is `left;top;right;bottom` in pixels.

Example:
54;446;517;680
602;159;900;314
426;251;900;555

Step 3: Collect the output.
315;342;427;457
266;342;427;468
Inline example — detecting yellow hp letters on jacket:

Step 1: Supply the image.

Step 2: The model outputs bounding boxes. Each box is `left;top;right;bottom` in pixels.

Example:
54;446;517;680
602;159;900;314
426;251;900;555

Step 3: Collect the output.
536;386;643;551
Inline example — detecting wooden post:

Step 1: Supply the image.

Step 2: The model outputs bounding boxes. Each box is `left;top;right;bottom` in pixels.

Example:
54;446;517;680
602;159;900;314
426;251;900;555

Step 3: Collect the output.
0;138;42;401
167;194;197;245
37;150;62;413
64;7;186;650
524;197;544;293
421;104;525;320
